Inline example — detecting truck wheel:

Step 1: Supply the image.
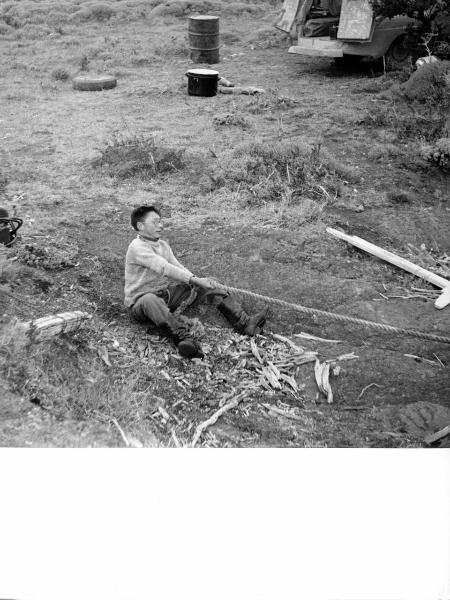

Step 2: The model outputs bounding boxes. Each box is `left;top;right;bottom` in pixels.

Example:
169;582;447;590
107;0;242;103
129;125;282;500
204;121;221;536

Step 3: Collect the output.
385;35;412;70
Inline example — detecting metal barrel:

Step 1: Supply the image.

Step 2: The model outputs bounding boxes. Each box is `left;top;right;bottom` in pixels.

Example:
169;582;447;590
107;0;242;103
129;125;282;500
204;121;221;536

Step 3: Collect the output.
188;15;219;64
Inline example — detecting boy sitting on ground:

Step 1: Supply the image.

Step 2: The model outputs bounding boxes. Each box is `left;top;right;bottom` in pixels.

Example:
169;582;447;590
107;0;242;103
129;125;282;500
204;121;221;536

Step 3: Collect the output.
124;205;269;359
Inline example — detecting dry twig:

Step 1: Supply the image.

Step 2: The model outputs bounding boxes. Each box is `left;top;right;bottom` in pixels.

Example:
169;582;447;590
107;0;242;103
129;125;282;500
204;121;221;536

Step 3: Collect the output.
191;390;251;447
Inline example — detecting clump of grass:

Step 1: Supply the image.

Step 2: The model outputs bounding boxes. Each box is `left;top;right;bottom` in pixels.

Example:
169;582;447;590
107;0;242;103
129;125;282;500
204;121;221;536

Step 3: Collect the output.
149;0;222;18
0;245;21;284
420;137;450;170
93;133;186;179
15;236;79;270
51;67;70;81
71;2;116;22
16;23;52;39
244;90;299;114
386;189;417;204
217;140;359;207
213;112;251;129
0;319;163;445
0;171;8;195
153;34;189;58
221;31;240;44
363;69;450;142
367;142;402;160
149;0;262;18
0;22;13;35
247;27;290;49
392;61;450;103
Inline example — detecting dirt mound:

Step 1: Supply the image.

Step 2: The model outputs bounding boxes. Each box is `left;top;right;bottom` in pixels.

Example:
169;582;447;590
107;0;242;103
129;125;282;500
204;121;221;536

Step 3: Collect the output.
395;60;450;103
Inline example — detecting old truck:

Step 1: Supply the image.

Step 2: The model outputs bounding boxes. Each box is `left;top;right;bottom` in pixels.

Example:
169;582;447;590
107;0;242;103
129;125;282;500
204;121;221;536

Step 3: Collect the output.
277;0;420;68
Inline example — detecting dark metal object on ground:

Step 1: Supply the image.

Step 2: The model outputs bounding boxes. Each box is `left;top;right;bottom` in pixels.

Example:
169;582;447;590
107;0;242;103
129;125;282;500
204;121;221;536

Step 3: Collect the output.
188;15;219;64
185;68;219;97
0;208;23;247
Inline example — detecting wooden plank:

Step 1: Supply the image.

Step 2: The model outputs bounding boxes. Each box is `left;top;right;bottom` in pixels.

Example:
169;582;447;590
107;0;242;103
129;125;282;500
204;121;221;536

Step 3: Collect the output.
327;228;450;309
275;0;302;33
424;425;450;445
337;0;374;40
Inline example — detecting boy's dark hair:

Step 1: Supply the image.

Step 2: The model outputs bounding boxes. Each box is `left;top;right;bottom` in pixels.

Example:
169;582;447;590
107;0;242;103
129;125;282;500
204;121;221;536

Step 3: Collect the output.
131;205;161;231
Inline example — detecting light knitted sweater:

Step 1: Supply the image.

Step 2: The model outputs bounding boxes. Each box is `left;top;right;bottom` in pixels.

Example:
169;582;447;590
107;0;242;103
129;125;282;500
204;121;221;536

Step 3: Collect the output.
124;236;193;307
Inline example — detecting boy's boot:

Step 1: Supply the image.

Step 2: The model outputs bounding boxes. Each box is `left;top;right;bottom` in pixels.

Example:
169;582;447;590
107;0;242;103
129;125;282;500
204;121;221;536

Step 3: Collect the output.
161;314;204;359
217;295;269;336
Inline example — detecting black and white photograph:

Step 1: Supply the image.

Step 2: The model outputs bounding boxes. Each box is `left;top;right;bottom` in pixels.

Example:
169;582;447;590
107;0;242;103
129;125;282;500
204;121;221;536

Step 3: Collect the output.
0;0;449;448
0;0;449;597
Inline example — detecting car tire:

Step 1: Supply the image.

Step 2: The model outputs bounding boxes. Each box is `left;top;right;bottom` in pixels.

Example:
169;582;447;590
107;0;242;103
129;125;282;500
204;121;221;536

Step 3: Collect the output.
385;35;412;70
72;75;117;91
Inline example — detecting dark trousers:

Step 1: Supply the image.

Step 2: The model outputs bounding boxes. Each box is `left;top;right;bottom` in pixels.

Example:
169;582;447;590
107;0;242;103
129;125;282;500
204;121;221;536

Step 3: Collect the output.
130;282;227;327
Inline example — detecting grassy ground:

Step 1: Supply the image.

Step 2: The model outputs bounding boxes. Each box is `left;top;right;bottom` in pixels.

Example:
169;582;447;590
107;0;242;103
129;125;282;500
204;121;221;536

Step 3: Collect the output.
1;0;449;447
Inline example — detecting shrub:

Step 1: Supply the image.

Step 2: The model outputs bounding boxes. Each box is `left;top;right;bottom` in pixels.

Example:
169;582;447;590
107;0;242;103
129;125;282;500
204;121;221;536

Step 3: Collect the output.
386;189;417;203
51;68;70;81
243;90;300;114
71;3;116;22
92;134;186;179
394;61;450;103
213;112;251;129
15;236;79;270
421;136;450;169
218;140;359;206
0;22;13;35
364;62;450;141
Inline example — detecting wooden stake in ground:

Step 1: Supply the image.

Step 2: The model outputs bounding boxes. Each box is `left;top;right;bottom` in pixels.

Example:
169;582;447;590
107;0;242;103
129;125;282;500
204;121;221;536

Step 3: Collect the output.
327;228;450;309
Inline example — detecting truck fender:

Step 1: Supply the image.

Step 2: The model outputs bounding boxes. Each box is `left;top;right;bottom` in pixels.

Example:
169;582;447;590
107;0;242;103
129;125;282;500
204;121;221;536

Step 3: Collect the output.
342;15;420;58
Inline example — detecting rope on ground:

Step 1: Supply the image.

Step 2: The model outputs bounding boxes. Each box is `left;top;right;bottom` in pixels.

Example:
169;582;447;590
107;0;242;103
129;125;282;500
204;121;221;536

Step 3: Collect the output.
217;284;450;345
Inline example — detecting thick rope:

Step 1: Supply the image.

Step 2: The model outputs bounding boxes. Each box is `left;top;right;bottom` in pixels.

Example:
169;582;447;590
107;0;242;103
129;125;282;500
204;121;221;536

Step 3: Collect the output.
217;284;450;345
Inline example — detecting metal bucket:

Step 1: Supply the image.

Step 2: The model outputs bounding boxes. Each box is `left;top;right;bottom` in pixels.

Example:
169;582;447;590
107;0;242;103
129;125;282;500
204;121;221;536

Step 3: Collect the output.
188;15;219;64
185;68;219;97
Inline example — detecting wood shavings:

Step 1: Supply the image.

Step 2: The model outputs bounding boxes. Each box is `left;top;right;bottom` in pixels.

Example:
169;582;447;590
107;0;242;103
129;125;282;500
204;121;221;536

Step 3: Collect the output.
294;332;342;343
158;406;170;421
357;382;382;400
250;338;263;364
314;360;334;404
171;429;182;448
97;345;112;367
404;354;441;366
191;390;251;447
261;404;310;431
328;352;358;363
271;332;305;353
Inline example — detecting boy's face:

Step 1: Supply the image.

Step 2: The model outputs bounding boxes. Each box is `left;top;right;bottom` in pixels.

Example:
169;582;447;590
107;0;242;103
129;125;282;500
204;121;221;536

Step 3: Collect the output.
137;211;163;240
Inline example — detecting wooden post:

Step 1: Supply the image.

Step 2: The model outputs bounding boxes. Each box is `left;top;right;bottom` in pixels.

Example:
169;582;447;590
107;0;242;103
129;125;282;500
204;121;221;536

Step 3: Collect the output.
327;228;450;309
